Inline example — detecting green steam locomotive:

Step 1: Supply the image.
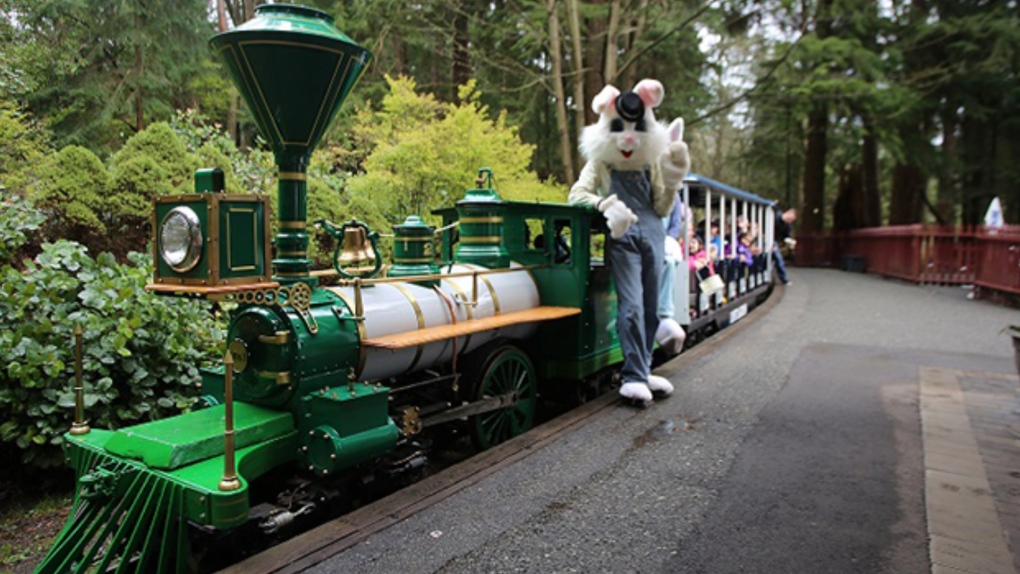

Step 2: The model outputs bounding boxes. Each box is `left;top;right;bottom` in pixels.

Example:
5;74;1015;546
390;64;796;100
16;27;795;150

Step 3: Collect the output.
34;5;776;573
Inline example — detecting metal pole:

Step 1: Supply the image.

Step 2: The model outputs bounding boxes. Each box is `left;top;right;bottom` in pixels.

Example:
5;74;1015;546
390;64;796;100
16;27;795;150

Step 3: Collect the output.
354;277;364;318
219;350;241;491
70;325;90;436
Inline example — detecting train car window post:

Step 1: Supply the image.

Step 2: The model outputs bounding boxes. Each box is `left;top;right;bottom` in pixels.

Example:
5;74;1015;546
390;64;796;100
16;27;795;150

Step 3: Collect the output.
756;204;764;285
766;204;776;283
730;197;739;300
704;188;712;261
674;185;691;327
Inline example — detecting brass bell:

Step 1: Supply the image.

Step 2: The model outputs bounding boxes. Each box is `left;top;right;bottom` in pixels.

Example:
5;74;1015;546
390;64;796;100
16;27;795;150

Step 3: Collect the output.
337;224;377;271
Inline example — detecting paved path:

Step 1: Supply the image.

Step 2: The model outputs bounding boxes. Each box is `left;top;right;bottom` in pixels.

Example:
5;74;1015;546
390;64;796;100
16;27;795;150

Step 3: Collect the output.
307;269;1020;574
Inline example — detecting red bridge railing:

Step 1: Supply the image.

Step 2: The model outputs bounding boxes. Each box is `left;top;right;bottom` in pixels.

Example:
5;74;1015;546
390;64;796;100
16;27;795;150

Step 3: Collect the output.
793;225;1020;302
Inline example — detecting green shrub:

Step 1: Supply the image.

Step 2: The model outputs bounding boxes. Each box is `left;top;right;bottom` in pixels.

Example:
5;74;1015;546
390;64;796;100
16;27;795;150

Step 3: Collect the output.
0;195;45;265
0;103;50;195
110;123;195;222
111;122;194;192
345;76;567;227
29;145;111;238
169;109;247;194
0;240;226;469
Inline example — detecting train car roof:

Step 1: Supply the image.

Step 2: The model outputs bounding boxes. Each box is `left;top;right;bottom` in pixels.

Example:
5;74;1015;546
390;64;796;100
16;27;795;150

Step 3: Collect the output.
685;173;775;207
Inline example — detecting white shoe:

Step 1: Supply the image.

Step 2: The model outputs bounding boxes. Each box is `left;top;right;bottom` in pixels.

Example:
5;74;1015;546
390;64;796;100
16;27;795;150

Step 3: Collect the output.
647;374;674;396
655;318;686;356
620;381;653;402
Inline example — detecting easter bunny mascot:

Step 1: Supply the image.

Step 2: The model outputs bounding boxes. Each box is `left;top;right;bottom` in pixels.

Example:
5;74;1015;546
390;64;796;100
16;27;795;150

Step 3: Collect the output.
568;79;690;404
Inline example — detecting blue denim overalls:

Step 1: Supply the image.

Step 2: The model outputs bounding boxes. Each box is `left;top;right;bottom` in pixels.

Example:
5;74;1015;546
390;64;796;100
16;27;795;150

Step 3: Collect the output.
607;170;664;384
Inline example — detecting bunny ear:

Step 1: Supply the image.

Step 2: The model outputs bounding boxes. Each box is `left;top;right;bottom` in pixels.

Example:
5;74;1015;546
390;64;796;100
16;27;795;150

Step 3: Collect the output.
668;118;685;142
633;79;665;108
592;85;620;115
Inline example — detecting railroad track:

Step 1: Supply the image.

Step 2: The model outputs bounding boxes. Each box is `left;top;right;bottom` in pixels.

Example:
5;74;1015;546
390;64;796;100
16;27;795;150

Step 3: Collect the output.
218;285;786;574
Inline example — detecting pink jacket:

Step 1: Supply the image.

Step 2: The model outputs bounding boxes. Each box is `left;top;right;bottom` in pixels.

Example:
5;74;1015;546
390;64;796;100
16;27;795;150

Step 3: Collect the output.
688;250;715;274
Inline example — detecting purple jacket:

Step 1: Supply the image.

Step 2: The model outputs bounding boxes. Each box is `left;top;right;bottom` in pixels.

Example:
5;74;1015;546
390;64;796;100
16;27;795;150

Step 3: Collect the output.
726;243;753;265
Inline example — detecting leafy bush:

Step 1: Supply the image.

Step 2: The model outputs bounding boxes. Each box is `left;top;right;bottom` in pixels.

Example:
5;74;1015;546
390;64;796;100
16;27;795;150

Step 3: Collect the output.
29;145;111;238
0;103;50;195
169;109;251;194
0;195;45;265
0;238;225;470
345;76;567;227
110;123;195;218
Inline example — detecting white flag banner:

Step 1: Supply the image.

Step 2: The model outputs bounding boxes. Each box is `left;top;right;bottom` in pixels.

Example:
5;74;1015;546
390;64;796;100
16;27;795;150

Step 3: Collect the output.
984;196;1004;228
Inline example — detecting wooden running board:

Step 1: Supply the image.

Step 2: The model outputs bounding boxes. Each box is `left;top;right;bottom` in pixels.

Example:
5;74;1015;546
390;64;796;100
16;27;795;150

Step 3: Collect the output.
362;306;581;350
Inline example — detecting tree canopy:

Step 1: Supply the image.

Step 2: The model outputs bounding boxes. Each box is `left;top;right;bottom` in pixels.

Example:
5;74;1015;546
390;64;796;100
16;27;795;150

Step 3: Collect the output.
0;0;1015;246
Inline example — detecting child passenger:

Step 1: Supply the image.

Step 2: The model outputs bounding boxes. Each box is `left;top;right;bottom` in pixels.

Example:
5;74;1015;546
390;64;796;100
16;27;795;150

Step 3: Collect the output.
688;235;715;279
727;231;755;266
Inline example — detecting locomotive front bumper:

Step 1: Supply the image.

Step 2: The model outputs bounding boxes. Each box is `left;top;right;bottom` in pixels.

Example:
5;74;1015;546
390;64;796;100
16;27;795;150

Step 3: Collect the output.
62;404;298;530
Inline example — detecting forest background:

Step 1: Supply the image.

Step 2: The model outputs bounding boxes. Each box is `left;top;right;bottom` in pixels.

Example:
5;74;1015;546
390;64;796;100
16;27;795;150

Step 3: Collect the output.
0;0;1017;496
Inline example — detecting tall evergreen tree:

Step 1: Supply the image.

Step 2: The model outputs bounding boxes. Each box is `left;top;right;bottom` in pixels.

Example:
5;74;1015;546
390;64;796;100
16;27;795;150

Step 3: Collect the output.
2;0;210;154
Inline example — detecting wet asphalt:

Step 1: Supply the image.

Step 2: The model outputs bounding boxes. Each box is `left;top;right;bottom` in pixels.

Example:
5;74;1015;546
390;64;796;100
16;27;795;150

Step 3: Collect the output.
306;269;1020;574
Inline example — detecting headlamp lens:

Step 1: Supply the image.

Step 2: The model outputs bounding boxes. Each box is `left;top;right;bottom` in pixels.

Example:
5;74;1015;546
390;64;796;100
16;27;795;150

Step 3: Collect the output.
160;206;202;272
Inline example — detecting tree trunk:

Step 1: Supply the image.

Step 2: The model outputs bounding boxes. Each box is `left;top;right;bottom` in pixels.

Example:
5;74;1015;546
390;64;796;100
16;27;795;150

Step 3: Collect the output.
889;163;923;224
216;0;238;145
833;163;864;230
583;0;608;125
862;119;881;226
547;0;575;182
134;13;144;132
452;3;470;102
800;103;827;233
239;0;256;150
619;0;649;88
566;0;586;143
799;0;832;234
217;0;228;31
937;105;957;224
603;0;621;84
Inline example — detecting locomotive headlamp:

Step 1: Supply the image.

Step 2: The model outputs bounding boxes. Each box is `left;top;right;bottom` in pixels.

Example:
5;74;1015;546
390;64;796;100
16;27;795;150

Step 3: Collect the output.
148;180;272;291
160;206;203;272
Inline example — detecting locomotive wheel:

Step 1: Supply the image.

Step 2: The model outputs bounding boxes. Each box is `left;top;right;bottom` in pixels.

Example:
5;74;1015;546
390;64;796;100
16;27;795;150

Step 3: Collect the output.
466;344;538;450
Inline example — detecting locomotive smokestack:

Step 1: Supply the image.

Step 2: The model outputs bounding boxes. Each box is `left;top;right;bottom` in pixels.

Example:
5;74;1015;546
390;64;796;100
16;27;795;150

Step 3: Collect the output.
210;4;372;285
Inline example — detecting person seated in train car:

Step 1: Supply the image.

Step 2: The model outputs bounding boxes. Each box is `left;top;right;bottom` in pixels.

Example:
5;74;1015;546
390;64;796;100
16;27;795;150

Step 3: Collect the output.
696;219;723;260
727;231;755;266
747;219;764;254
705;243;718;264
552;223;571;263
689;233;727;304
688;235;715;278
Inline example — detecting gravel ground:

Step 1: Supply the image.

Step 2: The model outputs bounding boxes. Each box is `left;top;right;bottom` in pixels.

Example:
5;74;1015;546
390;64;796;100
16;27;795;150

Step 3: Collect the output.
307;269;1020;574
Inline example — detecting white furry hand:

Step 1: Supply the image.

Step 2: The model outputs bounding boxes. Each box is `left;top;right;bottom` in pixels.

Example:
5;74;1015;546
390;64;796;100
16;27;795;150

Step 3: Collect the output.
664;235;681;261
669;139;690;171
661;118;690;190
599;195;637;239
660;140;690;189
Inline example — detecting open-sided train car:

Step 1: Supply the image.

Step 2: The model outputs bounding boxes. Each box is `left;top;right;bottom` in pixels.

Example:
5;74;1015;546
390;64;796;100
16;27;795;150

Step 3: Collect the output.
34;5;777;573
678;174;776;344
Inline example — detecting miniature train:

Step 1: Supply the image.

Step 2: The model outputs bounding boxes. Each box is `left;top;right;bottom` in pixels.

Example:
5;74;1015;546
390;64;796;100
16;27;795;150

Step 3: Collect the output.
35;5;777;573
